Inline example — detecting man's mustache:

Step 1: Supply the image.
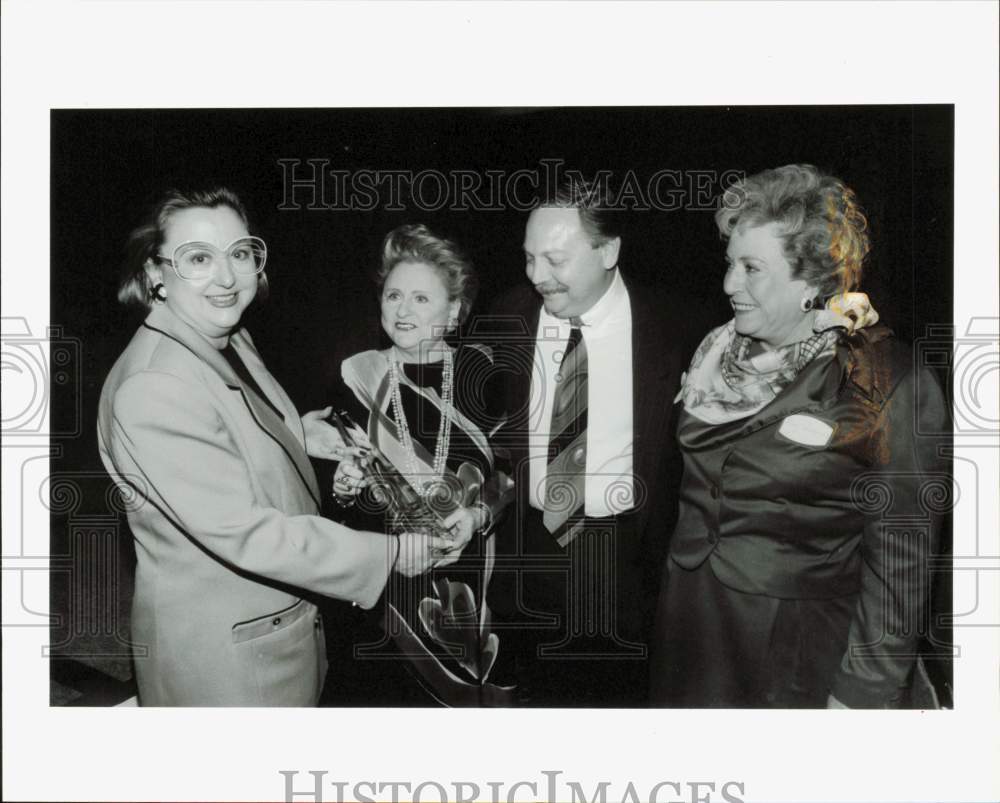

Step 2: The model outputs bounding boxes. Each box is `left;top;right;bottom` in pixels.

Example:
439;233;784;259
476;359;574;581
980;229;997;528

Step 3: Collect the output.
534;283;569;295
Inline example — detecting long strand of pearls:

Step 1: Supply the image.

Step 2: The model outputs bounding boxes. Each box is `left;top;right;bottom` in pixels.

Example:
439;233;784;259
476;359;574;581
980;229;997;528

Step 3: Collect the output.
388;348;453;497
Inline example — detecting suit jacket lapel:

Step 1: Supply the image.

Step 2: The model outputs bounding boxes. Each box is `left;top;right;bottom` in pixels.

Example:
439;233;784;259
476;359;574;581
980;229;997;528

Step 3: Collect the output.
518;301;541;420
507;298;541;463
626;279;673;498
230;330;321;504
143;305;320;507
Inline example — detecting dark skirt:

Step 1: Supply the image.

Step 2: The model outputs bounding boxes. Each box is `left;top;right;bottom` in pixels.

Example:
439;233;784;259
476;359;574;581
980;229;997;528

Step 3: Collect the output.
650;556;856;708
319;530;516;708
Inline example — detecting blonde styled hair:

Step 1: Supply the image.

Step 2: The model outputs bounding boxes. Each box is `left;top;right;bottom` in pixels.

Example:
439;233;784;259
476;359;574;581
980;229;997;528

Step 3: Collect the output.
376;223;478;325
716;164;871;299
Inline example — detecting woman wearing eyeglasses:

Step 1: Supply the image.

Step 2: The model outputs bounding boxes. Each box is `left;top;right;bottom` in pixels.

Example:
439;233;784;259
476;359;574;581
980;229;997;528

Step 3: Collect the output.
97;187;446;707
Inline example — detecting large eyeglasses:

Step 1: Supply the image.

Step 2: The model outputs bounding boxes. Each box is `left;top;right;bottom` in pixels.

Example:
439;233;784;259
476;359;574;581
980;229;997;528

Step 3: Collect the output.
156;236;267;282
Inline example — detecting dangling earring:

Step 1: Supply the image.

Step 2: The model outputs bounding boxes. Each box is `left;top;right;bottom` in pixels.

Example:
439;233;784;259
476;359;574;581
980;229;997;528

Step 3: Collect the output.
799;296;814;312
150;283;167;303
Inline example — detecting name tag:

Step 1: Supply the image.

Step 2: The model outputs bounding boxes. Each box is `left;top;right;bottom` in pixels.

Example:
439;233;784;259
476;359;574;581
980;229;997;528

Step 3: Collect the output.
777;414;835;447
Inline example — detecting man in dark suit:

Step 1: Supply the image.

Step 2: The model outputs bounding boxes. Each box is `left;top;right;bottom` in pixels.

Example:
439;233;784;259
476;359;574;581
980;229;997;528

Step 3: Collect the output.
482;176;691;706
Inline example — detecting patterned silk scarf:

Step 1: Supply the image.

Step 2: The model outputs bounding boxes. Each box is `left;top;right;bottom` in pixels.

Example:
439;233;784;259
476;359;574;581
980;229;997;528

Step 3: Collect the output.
679;320;839;425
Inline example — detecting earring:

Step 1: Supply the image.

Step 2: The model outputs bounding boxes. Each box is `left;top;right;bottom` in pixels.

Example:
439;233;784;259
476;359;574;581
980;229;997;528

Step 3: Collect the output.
150;283;167;303
799;296;814;312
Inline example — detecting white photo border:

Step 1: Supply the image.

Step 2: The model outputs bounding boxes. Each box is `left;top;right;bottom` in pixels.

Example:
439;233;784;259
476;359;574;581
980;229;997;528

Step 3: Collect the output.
3;2;998;802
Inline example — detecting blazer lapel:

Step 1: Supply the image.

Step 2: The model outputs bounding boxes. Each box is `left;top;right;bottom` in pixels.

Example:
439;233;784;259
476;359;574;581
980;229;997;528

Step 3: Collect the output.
627;279;674;491
516;301;541;430
143;306;320;507
230;331;321;504
496;295;541;461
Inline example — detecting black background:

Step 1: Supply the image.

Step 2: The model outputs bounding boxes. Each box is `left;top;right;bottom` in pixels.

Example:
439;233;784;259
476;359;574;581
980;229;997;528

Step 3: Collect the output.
49;106;954;692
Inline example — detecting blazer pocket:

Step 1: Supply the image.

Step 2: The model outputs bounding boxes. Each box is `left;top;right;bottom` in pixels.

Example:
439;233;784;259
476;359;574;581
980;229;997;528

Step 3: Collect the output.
232;598;313;644
232;599;324;706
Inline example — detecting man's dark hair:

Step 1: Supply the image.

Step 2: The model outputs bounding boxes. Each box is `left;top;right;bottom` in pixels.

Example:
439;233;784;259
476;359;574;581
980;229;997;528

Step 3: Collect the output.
537;173;621;246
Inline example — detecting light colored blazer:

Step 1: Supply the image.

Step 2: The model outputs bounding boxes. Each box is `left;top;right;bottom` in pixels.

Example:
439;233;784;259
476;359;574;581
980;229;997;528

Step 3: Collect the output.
97;304;397;706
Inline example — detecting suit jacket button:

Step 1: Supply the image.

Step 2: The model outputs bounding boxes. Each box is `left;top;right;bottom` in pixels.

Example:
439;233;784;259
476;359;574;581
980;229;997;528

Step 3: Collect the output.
272;617;282;626
314;617;322;630
710;485;719;499
707;531;719;545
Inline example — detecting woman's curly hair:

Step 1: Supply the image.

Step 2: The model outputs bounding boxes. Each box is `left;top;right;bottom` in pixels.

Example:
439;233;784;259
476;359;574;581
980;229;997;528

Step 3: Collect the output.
715;164;871;299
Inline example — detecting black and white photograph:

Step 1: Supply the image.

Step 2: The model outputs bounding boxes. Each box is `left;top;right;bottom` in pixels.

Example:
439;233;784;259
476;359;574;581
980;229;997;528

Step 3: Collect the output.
3;3;998;803
45;105;955;712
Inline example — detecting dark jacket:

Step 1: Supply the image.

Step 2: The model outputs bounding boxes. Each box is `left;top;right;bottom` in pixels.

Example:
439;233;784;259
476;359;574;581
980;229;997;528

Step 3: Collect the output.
477;276;696;636
669;324;950;706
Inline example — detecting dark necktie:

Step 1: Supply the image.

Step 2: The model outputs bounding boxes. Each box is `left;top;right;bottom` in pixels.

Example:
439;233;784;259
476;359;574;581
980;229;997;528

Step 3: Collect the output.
544;317;588;545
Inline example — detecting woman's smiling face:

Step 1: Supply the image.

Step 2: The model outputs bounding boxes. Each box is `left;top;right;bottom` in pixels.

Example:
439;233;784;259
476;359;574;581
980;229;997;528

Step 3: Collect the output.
145;205;258;348
723;221;818;349
380;260;460;362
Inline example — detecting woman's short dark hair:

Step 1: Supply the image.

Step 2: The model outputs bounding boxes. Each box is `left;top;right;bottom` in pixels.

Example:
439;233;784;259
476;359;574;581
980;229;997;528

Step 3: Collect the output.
715;164;871;298
375;223;478;325
118;187;268;309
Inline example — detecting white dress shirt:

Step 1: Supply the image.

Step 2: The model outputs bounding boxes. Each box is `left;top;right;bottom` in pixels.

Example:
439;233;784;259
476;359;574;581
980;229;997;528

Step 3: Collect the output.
528;269;635;517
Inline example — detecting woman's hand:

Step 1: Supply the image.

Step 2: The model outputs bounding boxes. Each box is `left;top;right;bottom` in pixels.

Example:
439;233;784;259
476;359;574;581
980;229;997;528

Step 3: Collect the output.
394;531;452;577
435;506;487;567
332;455;370;500
301;406;370;461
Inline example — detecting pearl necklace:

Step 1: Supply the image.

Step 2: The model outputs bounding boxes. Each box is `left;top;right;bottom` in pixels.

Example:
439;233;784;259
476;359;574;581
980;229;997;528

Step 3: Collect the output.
388;347;454;498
